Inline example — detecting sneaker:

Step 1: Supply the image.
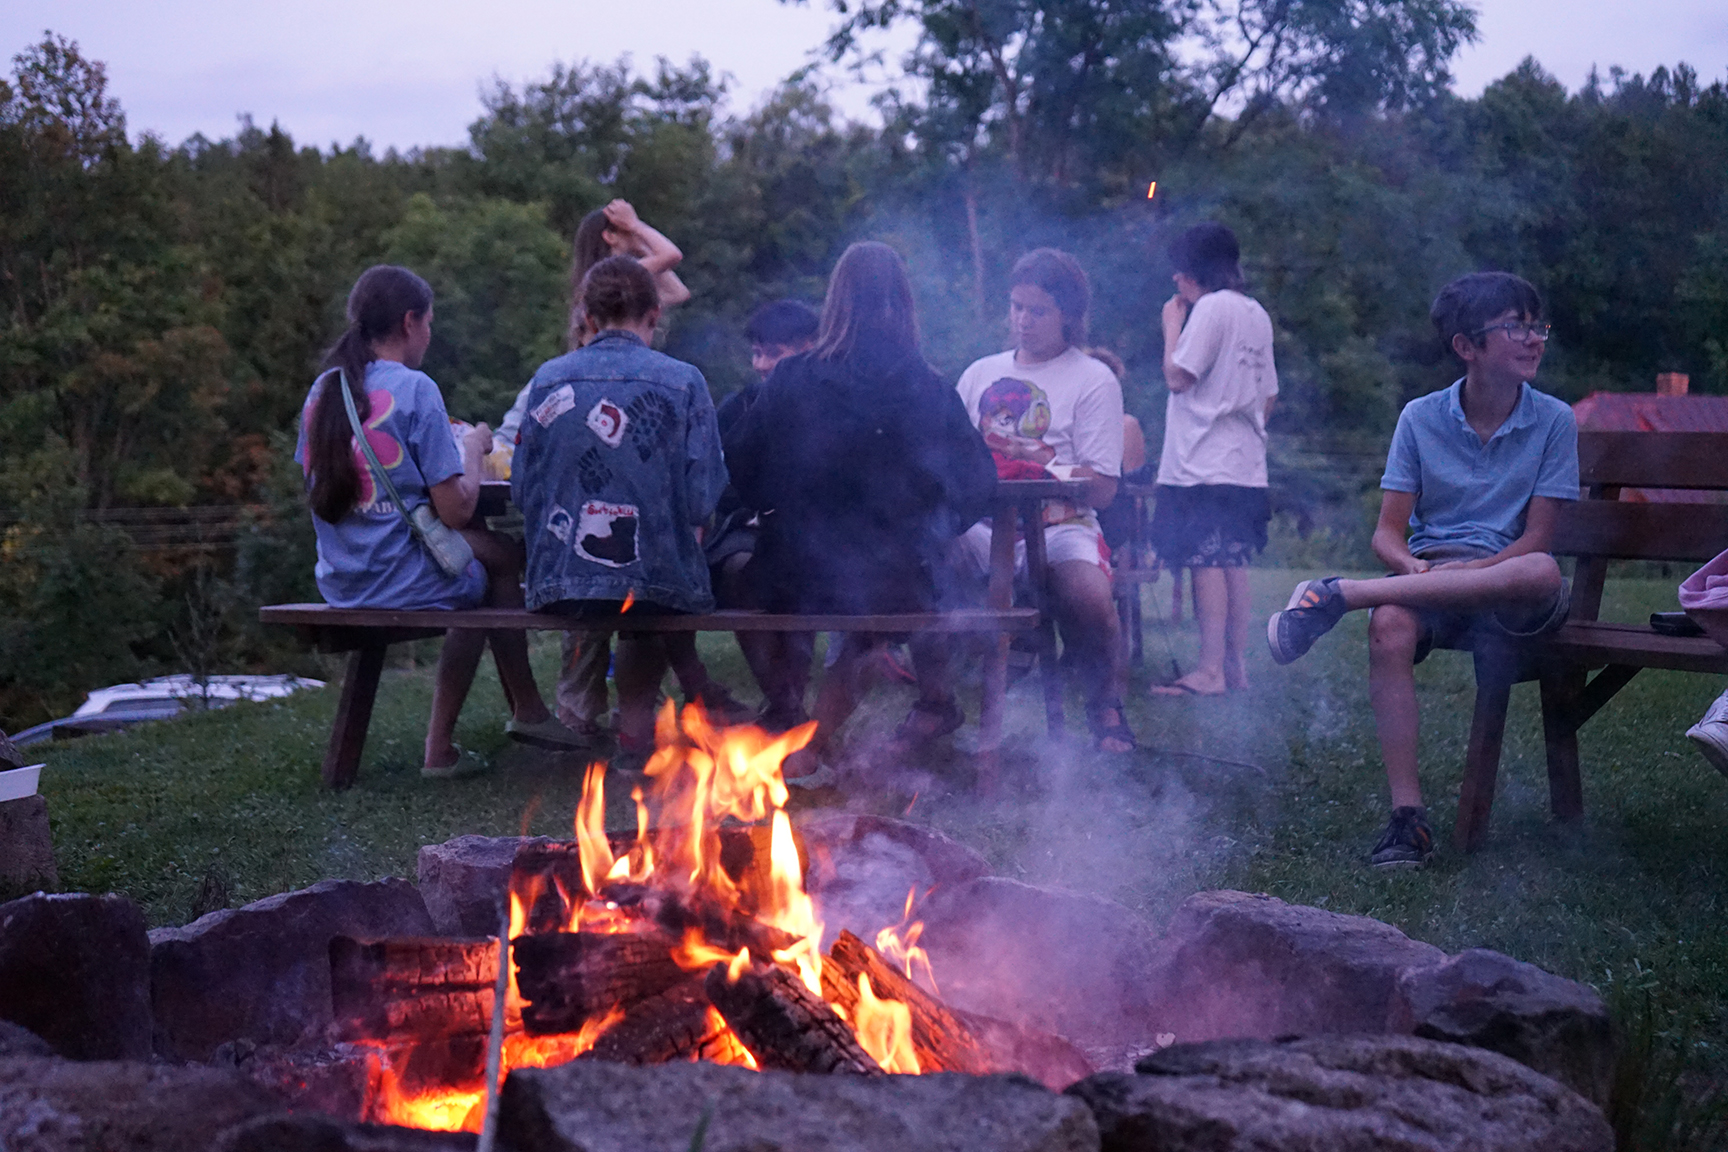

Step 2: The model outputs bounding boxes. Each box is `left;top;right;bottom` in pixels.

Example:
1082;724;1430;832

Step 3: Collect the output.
1686;690;1728;778
505;715;594;751
1370;806;1435;869
1267;577;1347;665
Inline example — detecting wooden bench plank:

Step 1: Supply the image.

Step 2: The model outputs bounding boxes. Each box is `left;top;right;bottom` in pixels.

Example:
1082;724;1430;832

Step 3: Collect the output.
260;604;1039;634
1550;501;1728;563
1540;620;1728;675
1580;431;1728;489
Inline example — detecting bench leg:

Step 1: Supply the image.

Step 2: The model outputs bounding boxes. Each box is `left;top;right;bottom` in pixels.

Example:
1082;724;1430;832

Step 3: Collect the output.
322;644;387;790
1539;669;1586;823
1454;672;1513;853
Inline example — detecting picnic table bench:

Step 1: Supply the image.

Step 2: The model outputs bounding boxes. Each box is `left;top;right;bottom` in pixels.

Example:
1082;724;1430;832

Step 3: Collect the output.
1452;430;1728;850
263;479;1078;789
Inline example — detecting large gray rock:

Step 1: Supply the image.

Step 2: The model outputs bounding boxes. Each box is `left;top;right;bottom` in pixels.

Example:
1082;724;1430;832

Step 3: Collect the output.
0;1055;282;1152
417;835;549;937
0;892;152;1060
0;1020;54;1058
214;1113;477;1152
150;878;433;1061
800;813;992;953
500;1060;1100;1152
1389;948;1615;1106
918;877;1161;1059
1068;1033;1612;1152
1145;890;1445;1043
0;795;57;896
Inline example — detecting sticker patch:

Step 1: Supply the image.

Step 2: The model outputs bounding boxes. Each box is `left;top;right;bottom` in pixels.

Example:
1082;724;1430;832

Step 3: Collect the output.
545;503;573;544
574;500;639;568
531;384;576;428
587;398;629;448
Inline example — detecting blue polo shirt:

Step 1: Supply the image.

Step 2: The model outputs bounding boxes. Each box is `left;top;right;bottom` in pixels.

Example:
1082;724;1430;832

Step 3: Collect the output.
1381;379;1579;557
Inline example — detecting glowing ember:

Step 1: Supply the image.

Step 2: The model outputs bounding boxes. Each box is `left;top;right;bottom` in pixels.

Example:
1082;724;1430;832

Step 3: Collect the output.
620;590;636;612
1146;180;1157;199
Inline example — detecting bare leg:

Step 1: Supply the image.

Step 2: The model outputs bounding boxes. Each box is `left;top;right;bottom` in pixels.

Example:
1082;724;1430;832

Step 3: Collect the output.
1224;566;1253;690
1368;604;1425;809
613;635;670;749
1153;566;1228;695
1338;553;1561;613
1050;560;1131;749
425;527;553;768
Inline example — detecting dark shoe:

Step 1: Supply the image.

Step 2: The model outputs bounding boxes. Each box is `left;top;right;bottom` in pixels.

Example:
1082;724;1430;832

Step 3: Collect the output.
1086;700;1138;753
1267;577;1347;665
1370;806;1434;869
758;703;812;735
893;697;964;748
692;686;757;727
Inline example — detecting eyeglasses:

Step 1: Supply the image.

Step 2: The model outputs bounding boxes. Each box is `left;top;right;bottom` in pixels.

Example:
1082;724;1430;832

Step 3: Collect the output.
1473;321;1552;344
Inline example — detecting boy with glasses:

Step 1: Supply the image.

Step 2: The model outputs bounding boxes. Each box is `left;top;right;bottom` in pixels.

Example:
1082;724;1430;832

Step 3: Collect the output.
1265;272;1577;867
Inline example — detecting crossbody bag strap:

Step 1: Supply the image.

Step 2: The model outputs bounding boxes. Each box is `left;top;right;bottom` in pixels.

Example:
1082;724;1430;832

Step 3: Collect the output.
335;369;423;540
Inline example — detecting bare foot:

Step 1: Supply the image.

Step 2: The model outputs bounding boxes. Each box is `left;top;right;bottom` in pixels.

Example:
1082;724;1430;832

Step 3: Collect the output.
1149;672;1228;697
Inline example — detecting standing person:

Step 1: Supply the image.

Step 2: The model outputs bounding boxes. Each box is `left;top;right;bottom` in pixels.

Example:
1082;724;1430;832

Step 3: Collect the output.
513;256;728;756
1265;272;1576;868
713;299;822;732
1149;223;1278;697
729;242;996;774
954;249;1136;753
297;265;583;779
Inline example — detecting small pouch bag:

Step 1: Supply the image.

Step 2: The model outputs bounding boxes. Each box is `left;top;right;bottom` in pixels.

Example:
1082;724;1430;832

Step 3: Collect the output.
338;370;476;579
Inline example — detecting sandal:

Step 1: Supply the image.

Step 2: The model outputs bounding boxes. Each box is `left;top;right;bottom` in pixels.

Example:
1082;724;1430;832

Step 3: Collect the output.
1087;701;1138;754
422;744;489;780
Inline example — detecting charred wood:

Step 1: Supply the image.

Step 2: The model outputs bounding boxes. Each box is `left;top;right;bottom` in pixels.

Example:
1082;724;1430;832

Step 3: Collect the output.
821;930;992;1075
511;931;684;1036
330;936;504;1041
703;961;882;1076
580;979;751;1067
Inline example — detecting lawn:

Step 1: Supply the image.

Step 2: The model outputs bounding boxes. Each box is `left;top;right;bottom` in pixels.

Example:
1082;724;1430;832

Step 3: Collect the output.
29;570;1728;1067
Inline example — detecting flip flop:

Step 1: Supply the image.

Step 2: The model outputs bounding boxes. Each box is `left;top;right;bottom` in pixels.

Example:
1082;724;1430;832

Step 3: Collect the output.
1149;679;1226;697
422;745;489;780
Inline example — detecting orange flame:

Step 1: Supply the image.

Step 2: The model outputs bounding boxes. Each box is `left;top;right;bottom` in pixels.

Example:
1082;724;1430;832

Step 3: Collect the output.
575;761;614;899
854;974;920;1073
1146;180;1157;199
876;886;938;995
620;590;636;613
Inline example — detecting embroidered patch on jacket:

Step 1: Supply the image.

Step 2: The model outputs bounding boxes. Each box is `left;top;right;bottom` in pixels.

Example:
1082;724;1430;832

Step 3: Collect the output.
545;503;573;544
587;398;629;448
531;384;576;428
574;500;639;568
624;393;673;462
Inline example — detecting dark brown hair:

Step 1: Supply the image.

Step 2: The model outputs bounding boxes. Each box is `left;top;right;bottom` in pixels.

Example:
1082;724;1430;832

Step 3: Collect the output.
1009;248;1090;345
567;208;615;345
306;265;433;523
1431;272;1544;354
1170;222;1246;293
581;255;659;329
812;241;921;363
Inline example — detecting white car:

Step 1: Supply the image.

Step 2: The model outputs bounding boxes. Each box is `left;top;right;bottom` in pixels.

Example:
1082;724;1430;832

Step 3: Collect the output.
12;674;325;746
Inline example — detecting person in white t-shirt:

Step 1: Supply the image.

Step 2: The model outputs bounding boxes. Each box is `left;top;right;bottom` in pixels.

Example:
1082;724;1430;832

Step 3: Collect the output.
955;248;1135;753
1149;222;1278;697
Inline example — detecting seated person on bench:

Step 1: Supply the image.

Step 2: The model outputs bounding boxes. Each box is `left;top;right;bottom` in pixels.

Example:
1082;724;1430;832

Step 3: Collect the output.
512;255;728;758
727;241;996;777
297;265;583;780
1265;271;1578;869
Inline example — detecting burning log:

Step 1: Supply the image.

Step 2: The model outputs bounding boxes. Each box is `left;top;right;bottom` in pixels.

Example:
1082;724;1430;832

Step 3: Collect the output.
330;936;504;1041
510;931;685;1036
703;961;883;1076
581;979;753;1067
821;931;992;1075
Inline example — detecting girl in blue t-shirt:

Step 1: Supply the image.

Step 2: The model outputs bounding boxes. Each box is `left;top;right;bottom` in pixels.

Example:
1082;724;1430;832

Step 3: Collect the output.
299;265;585;777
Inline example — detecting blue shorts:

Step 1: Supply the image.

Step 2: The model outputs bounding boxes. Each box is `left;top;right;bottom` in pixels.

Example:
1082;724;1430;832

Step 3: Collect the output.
417;559;488;610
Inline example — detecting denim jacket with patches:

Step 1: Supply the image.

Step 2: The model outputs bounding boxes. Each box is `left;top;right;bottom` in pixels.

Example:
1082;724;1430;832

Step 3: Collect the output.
513;330;727;613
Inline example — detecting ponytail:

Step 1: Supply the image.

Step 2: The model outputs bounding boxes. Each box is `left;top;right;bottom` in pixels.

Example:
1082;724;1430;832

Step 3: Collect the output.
306;265;434;523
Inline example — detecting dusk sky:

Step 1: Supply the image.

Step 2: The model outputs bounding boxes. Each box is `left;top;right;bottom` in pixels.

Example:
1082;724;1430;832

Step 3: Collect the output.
2;0;1724;152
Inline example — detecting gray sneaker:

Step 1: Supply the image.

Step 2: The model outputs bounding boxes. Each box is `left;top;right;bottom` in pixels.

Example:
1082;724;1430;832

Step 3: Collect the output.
1370;806;1434;869
1267;578;1347;665
1686;690;1728;778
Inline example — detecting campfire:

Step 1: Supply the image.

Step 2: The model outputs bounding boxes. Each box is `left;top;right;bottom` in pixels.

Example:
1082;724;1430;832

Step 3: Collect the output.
331;703;1054;1132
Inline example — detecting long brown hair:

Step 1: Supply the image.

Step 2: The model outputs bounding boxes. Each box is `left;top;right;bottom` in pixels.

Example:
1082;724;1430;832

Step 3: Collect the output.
567;208;613;346
306;265;433;523
812;241;921;364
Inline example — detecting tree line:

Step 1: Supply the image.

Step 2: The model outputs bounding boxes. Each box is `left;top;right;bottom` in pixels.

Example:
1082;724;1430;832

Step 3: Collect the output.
1;6;1725;727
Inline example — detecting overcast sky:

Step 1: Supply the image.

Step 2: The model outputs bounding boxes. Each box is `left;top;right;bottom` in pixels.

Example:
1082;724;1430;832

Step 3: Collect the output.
2;0;1725;152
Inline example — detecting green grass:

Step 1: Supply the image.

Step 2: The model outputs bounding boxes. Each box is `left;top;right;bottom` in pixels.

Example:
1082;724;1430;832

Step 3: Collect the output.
28;571;1728;1074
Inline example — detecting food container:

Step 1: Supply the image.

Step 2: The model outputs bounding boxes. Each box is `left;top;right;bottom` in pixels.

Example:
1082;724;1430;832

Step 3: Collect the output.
0;764;43;802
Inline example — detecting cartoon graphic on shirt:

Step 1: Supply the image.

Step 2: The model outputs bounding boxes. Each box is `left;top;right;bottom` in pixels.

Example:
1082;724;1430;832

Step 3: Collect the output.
977;377;1055;465
575;500;640;568
302;387;403;512
586;398;628;448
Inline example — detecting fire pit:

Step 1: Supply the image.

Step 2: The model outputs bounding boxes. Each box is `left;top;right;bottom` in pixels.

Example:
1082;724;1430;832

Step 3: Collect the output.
333;704;1087;1132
